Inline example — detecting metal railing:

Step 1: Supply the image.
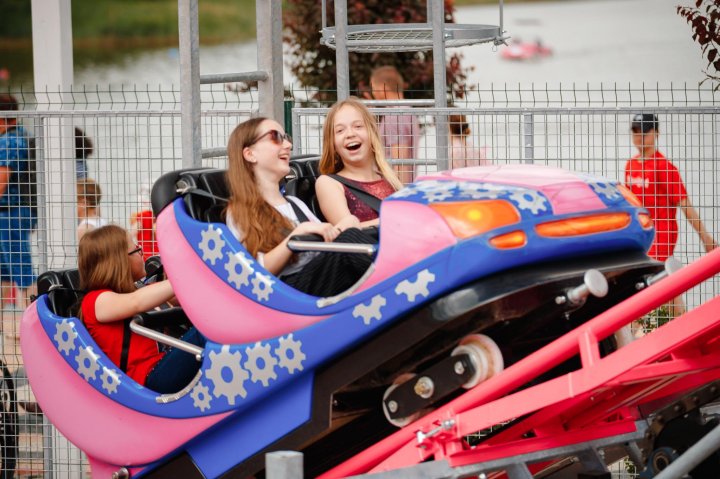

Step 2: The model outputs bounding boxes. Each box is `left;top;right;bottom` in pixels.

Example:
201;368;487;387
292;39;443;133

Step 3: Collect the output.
0;82;717;477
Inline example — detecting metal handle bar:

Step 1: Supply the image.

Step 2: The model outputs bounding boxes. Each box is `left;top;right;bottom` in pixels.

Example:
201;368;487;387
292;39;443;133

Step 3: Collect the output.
130;316;203;361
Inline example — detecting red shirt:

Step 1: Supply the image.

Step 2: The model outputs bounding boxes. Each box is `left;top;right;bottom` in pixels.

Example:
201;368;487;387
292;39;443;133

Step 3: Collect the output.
341;177;396;222
625;151;688;261
133;210;159;258
81;289;164;385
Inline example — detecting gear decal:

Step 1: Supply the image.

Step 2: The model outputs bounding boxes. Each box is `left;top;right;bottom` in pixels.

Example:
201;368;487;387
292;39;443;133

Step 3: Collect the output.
509;190;548;214
251;272;275;302
224;251;255;289
100;367;121;394
199;226;226;265
76;345;100;382
244;342;278;387
190;381;213;412
395;269;436;302
54;319;78;356
206;345;250;405
275;334;306;374
353;295;387;325
455;183;503;200
589;181;621;201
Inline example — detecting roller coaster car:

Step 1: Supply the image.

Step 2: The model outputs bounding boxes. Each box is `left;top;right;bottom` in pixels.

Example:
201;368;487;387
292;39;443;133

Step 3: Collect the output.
21;162;662;478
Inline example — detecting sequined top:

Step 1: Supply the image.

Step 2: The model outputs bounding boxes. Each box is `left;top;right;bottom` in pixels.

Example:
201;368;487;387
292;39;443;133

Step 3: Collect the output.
340;177;396;221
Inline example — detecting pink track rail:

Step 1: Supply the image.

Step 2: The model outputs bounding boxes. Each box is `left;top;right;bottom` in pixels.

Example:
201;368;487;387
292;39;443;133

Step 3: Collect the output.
321;248;720;478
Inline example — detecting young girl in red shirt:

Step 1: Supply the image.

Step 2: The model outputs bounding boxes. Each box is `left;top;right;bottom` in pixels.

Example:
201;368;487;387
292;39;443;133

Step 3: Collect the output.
78;224;203;393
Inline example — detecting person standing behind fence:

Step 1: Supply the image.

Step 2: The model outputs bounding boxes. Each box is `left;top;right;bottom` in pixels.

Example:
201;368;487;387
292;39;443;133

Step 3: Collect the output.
0;94;36;317
77;178;109;240
75;127;93;180
130;182;159;259
449;114;489;169
624;113;716;316
369;66;420;184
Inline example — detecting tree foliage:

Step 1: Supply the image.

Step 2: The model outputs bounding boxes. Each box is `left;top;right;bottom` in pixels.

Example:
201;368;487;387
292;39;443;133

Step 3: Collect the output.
677;0;720;89
283;0;473;101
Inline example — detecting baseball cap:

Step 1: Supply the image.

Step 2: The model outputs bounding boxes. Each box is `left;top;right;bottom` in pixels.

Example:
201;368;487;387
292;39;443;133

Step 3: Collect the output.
631;113;658;133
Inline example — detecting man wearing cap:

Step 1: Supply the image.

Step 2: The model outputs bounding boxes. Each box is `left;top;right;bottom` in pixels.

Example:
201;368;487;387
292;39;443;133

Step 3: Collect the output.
625;113;716;315
0;93;36;317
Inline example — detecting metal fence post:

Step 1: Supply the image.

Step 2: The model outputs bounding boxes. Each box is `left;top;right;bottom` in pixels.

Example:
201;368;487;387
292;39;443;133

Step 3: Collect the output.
523;112;534;164
257;0;284;121
266;451;303;479
178;0;202;168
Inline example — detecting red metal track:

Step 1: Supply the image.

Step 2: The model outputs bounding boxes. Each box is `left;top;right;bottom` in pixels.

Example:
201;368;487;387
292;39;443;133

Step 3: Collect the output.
321;248;720;478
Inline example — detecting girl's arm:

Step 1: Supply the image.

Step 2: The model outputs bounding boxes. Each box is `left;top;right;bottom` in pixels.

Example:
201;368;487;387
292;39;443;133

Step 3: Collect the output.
679;198;717;252
261;221;340;275
316;175;378;229
316;175;360;228
94;280;175;323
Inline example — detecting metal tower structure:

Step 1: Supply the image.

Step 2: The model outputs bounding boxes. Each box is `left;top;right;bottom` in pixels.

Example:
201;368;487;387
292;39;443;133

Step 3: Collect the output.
177;0;284;168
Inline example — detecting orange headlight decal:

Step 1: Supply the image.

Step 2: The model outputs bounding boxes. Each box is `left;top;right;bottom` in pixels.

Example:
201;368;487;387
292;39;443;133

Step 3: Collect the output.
489;230;528;249
638;213;653;229
535;213;632;238
430;200;521;239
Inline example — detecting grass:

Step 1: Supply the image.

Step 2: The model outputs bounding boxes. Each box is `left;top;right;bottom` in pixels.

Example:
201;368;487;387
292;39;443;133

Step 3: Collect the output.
0;0;257;47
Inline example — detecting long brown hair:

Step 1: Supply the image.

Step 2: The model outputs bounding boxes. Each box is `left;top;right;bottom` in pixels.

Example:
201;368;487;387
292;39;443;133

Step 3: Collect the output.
226;117;293;257
319;97;402;191
78;225;136;294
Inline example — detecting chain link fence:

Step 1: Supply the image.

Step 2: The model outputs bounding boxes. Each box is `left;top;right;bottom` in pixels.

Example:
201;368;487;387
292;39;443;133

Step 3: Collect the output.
0;82;718;477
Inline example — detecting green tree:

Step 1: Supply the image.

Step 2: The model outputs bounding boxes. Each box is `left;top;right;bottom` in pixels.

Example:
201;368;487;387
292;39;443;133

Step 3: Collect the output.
283;0;473;101
678;0;720;89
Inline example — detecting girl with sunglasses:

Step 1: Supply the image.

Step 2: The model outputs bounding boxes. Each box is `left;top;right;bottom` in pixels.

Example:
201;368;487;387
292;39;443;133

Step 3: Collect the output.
78;224;204;393
225;117;373;297
316;97;402;229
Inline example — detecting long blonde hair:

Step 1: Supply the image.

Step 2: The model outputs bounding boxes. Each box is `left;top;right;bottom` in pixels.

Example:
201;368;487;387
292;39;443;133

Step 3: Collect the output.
226;117;294;258
319;97;402;191
78;225;136;295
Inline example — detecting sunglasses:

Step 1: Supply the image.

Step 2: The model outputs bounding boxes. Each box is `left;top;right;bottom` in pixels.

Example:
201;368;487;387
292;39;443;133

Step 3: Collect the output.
128;246;143;257
250;129;293;146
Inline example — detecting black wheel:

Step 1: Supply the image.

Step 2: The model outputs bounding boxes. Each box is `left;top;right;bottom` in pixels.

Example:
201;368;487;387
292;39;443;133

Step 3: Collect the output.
0;361;18;479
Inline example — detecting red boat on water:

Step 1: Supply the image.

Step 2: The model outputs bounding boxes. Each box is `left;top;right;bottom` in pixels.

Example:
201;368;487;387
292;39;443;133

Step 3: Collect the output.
501;39;553;61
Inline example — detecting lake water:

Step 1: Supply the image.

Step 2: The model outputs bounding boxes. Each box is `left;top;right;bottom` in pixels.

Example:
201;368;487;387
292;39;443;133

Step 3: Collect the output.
72;0;708;87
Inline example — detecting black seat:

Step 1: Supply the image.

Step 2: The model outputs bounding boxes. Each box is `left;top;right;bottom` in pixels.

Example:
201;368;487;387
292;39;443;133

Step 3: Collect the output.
152;156;322;224
285;155;324;220
36;269;82;318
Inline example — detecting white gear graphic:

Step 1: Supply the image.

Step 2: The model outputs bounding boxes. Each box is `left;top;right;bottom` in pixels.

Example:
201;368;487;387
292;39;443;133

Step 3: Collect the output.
423;189;454;203
590;181;621;200
100;367;121;394
251;272;274;302
206;345;250;405
224;251;254;289
199;226;226;265
390;186;418;198
395;269;436;302
190;381;212;412
54;319;78;355
456;183;501;200
275;334;306;374
244;342;278;387
76;345;100;381
353;295;387;325
509;190;548;214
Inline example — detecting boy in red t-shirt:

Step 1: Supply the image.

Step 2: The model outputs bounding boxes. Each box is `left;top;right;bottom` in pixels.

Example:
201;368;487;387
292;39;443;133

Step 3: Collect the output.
624;113;716;316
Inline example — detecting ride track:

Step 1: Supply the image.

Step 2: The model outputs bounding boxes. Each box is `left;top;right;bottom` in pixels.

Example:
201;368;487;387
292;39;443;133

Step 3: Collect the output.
324;247;720;478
